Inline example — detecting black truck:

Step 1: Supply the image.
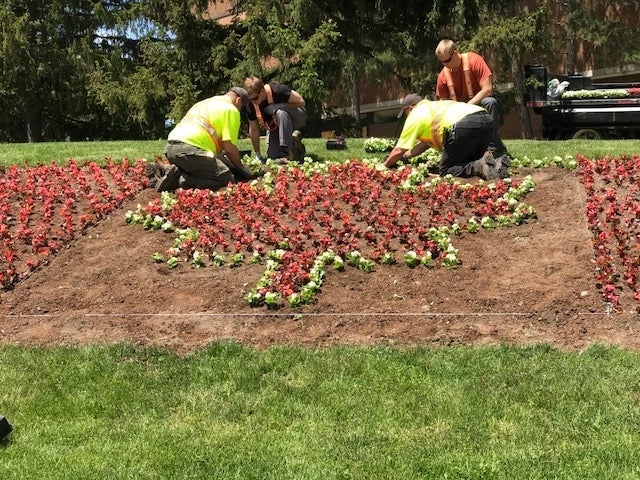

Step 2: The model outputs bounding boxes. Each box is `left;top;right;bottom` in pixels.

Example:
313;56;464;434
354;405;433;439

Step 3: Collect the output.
524;65;640;140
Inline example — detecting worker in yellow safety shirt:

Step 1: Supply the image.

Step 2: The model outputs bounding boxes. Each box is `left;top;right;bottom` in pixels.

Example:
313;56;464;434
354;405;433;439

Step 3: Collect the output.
156;87;255;192
383;94;509;180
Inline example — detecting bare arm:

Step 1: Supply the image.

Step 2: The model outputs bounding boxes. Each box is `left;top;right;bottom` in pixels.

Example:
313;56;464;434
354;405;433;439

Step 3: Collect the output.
383;139;434;168
383;146;409;168
468;76;493;105
220;141;245;170
409;142;431;157
287;90;306;108
248;120;262;156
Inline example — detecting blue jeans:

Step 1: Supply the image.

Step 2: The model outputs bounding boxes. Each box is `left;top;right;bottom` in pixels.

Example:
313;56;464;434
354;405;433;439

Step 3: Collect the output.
264;106;306;158
439;111;493;177
480;96;507;154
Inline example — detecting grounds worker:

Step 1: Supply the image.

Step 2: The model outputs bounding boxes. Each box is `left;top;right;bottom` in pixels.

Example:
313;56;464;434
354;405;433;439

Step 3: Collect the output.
435;38;508;158
156;87;254;192
383;94;507;180
243;76;306;163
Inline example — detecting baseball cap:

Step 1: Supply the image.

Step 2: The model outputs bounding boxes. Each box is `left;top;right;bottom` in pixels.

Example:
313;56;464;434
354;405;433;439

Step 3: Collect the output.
229;87;249;107
397;93;423;118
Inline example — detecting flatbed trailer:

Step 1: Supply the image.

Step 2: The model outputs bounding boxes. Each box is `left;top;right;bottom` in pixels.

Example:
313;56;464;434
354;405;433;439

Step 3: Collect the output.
524;65;640;140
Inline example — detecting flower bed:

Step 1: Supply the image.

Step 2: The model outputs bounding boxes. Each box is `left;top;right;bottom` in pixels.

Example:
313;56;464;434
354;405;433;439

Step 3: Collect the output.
3;152;636;312
576;155;640;309
127;160;537;308
0;159;150;289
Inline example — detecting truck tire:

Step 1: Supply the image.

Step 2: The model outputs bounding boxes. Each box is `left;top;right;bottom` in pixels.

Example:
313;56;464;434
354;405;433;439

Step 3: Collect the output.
572;128;602;140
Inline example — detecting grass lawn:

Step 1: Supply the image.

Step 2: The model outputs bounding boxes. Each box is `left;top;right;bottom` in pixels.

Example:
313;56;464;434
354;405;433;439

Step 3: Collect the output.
2;343;640;479
2;137;640;166
1;138;640;478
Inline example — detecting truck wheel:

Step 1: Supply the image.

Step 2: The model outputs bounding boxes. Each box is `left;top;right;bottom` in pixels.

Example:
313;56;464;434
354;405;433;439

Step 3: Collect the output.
572;129;602;140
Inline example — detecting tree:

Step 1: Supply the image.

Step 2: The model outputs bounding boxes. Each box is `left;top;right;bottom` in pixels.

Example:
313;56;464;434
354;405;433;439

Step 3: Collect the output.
469;0;640;138
470;2;552;139
232;0;445;135
0;1;103;141
560;0;640;71
2;0;637;142
230;0;341;134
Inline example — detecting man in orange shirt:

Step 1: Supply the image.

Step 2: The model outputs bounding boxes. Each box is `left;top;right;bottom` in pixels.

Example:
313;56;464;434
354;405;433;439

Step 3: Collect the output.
435;39;508;159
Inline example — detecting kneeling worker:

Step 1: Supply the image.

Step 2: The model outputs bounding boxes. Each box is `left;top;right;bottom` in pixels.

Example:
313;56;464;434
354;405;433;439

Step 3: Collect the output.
156;87;254;192
384;93;508;179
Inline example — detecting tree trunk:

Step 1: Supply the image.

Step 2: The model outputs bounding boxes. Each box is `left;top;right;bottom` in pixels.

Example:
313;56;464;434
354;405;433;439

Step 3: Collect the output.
511;55;533;139
25;104;44;143
350;65;361;137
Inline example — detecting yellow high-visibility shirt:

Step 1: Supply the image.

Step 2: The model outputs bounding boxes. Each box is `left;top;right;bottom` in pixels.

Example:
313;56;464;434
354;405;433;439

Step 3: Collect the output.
168;95;240;153
397;100;485;151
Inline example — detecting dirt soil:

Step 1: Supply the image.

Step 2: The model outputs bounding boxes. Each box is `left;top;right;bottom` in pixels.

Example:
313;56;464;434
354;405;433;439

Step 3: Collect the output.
1;166;639;354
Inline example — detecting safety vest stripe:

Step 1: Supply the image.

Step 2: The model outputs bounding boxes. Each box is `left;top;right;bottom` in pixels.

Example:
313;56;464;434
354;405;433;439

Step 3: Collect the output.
183;115;223;152
431;106;445;150
445;68;456;101
443;53;475;101
418;104;445;150
462;53;474;99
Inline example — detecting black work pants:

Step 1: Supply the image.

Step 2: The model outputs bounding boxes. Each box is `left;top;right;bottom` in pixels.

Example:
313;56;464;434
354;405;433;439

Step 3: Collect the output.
439;111;493;178
164;141;233;191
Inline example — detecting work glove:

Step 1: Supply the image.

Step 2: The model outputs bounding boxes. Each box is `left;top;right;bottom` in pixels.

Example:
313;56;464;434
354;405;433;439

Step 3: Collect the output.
231;164;255;182
254;153;266;164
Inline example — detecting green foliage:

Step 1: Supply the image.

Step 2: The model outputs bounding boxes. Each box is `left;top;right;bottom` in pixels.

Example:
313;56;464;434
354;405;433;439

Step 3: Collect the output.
0;1;638;142
232;0;345;132
525;75;545;89
564;0;640;65
471;3;552;86
562;89;629;99
0;1;102;141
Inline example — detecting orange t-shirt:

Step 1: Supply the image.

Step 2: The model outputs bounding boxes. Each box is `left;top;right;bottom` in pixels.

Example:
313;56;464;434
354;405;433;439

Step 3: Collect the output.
435;52;493;102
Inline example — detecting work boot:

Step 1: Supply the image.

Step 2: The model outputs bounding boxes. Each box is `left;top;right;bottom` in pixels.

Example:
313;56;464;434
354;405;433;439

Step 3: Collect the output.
292;130;306;162
483;150;497;166
470;156;500;180
145;163;156;188
145;161;163;188
496;154;511;168
494;155;511;179
156;164;181;192
154;161;167;178
270;147;294;165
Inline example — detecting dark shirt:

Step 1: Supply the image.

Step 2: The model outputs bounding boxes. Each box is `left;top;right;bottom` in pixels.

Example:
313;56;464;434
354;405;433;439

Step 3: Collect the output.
246;83;292;124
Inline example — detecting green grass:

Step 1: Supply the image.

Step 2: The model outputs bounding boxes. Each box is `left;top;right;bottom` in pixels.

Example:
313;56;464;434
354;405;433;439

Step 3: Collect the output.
0;140;167;166
2;343;640;479
2;137;640;166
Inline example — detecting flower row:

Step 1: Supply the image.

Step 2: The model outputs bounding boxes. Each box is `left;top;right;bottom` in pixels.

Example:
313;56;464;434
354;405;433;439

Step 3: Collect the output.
561;88;640;100
0;159;150;288
576;154;640;308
